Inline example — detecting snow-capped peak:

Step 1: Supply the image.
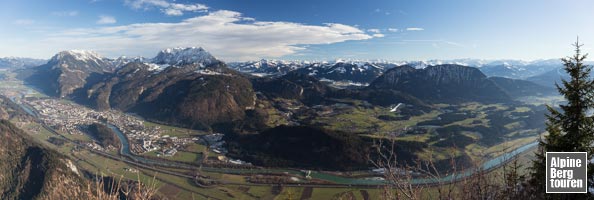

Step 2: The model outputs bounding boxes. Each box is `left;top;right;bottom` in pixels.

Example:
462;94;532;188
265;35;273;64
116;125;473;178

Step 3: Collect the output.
50;50;104;63
152;47;217;66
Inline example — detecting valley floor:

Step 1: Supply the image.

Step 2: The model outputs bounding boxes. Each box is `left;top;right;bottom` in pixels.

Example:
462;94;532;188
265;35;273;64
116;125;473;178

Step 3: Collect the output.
0;70;547;199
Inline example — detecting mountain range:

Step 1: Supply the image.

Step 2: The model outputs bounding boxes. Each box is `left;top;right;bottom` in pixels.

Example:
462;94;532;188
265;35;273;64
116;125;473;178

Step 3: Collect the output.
17;47;562;131
229;58;594;89
9;51;589;91
22;47;256;130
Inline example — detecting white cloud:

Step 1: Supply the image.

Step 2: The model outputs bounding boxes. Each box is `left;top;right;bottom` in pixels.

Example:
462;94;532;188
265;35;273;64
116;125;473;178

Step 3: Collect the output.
170;3;208;12
406;27;424;31
52;11;79;17
372;34;385;38
40;10;377;61
367;29;381;33
13;19;35;25
125;0;208;16
387;28;399;32
97;15;117;24
164;8;183;16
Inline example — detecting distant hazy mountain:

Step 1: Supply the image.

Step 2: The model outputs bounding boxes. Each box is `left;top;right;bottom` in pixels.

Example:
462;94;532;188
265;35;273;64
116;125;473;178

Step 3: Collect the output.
488;76;556;97
228;59;310;75
369;64;511;103
0;57;46;69
479;60;563;79
525;67;569;88
229;58;573;84
401;59;563;79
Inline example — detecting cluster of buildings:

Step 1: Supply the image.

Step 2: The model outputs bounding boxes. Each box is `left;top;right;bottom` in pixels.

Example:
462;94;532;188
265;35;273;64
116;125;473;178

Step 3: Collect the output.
143;135;198;156
30;99;97;134
23;98;190;156
203;133;227;154
22;98;251;165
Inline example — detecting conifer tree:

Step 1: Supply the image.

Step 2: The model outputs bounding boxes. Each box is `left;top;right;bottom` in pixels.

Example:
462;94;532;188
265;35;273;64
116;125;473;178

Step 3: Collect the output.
530;40;594;198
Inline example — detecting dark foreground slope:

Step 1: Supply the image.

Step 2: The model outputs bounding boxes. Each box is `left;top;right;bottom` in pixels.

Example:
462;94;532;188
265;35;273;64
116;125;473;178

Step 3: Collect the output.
0;120;87;200
0;96;154;199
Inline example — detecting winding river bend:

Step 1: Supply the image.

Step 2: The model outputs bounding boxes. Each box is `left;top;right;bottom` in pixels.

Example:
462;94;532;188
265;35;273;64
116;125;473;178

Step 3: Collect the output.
109;124;538;185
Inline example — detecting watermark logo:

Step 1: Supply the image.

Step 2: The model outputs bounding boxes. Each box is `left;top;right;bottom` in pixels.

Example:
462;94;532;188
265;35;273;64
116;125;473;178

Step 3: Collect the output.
546;152;587;193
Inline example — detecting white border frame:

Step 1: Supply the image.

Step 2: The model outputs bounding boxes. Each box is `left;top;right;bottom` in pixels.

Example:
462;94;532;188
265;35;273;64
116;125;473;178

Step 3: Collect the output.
546;152;588;193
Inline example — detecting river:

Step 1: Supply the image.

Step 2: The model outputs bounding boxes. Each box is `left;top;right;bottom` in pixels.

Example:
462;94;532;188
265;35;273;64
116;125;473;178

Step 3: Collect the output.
109;123;538;185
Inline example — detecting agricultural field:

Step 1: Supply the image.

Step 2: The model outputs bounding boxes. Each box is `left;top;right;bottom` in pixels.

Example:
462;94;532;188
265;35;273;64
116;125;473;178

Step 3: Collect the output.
308;100;546;169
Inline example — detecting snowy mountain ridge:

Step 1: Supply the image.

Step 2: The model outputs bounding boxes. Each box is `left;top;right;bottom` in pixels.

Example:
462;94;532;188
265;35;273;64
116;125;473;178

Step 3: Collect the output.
151;47;217;66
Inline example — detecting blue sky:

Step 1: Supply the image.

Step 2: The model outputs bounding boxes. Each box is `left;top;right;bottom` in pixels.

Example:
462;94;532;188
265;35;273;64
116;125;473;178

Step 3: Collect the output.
1;0;593;61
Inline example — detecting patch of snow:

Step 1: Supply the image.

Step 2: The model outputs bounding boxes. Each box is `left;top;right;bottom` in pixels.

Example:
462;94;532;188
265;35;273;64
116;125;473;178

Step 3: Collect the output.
390;103;403;112
146;63;169;72
195;69;232;76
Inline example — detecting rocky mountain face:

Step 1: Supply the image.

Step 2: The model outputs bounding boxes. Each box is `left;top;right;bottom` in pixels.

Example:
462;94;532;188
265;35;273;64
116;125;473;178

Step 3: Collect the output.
369;64;511;103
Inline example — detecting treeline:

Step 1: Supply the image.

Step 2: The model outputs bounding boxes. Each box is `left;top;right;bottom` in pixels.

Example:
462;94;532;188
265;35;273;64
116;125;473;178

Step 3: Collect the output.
87;123;120;149
226;125;370;171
